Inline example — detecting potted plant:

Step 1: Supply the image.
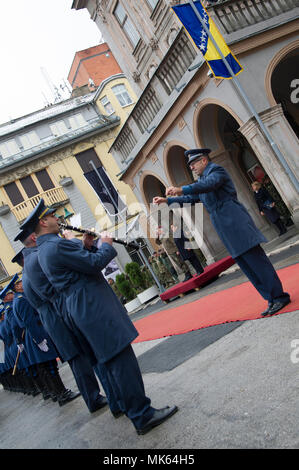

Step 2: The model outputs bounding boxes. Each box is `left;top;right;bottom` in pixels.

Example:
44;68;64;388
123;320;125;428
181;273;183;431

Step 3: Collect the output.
125;262;159;304
115;273;141;313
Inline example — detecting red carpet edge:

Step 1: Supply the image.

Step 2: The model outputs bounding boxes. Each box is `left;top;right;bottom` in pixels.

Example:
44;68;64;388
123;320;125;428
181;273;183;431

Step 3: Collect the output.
133;263;299;343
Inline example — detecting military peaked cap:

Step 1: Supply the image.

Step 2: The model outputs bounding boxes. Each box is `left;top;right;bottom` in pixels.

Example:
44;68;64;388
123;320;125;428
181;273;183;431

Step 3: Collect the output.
185;148;211;165
0;274;19;299
20;198;56;233
11;249;24;267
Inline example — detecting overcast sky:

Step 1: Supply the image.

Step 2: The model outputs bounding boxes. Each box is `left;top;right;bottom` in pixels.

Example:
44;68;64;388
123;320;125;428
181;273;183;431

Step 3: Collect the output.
0;0;102;125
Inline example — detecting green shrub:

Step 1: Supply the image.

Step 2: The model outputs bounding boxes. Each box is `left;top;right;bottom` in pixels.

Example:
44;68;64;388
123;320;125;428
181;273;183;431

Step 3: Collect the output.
125;262;147;293
115;273;136;302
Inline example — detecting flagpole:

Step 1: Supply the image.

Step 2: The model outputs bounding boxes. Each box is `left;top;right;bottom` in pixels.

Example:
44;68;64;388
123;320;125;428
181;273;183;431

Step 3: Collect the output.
187;0;299;193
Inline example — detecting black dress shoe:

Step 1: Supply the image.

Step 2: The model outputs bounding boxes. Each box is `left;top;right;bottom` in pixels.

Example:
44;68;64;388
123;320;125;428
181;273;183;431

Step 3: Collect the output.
266;298;291;316
136;405;178;435
58;390;81;407
90;396;108;413
112;410;125;418
261;303;273;317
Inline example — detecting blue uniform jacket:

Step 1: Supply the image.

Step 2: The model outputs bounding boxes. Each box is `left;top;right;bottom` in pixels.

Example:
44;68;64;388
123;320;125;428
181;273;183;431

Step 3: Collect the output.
22;247;83;362
168;162;266;258
0;307;14;369
8;303;30;370
13;292;58;365
253;187;280;223
37;234;138;364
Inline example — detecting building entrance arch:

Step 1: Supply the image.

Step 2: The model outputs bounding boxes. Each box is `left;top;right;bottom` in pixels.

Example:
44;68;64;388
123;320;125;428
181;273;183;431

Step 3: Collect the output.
216;107;293;228
266;41;299;139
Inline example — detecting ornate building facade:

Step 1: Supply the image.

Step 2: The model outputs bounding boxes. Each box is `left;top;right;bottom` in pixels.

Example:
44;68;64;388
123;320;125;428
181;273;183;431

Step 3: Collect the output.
72;0;299;264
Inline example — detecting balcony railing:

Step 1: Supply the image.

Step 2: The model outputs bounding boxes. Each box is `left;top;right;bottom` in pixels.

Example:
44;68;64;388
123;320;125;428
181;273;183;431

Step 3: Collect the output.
113;122;138;162
131;86;162;133
209;0;298;35
156;30;198;95
11;186;69;222
111;30;197;162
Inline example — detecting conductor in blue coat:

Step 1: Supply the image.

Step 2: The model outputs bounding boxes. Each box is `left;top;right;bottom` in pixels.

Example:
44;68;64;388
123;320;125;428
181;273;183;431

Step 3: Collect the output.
20;199;178;435
153;148;290;317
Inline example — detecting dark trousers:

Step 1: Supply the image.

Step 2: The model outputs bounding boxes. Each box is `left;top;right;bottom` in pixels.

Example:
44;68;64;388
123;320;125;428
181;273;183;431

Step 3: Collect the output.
94;362;124;413
68;355;101;412
187;254;204;274
105;344;154;430
234;245;290;305
69;354;121;413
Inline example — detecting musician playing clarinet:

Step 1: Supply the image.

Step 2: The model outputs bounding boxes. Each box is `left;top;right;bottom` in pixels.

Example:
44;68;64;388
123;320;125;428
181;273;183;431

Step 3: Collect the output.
19;198;178;435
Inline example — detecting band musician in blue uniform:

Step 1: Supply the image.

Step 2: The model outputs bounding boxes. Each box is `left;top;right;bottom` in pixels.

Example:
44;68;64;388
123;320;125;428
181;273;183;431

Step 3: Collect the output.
14;228;122;416
153;148;291;317
19;199;178;435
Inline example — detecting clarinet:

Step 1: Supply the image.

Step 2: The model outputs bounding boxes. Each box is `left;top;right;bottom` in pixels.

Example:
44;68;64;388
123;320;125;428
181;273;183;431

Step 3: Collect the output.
59;222;139;249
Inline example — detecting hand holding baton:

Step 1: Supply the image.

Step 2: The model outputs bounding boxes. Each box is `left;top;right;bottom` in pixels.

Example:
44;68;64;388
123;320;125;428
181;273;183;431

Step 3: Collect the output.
12;330;25;376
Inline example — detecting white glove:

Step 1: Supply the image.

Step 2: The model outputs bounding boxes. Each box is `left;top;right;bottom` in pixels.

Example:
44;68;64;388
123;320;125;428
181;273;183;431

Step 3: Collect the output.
17;344;24;353
37;339;49;352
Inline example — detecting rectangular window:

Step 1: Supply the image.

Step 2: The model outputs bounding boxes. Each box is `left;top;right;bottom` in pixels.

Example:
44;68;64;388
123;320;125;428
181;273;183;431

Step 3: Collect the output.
112;84;133;107
19;131;40;150
0;259;8;282
75;149;126;217
19;175;39;198
68;113;87;130
4;182;24;206
35;169;55;191
100;96;115;115
50;120;68;137
114;2;140;48
0;139;19;158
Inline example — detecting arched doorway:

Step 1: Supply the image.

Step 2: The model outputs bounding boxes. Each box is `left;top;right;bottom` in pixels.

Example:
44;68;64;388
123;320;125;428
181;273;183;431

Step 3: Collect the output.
164;144;194;186
140;173;167;240
142;174;166;205
218;108;293;227
271;47;299;139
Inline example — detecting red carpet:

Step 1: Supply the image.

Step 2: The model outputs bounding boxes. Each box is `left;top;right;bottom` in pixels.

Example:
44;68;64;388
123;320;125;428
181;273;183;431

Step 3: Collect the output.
133;263;299;343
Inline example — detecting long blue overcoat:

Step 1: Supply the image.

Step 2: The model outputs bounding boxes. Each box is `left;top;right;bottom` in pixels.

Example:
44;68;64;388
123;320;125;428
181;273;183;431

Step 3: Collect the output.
13;292;58;365
37;234;138;364
22;247;83;362
168;162;267;258
0;306;15;369
7;303;30;370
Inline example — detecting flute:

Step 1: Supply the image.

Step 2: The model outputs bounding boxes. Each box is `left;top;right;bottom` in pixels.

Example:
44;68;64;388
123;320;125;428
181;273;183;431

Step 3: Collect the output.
59;222;139;249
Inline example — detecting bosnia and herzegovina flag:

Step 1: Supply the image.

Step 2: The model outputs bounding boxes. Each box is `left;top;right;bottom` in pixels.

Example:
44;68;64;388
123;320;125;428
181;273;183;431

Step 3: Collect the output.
172;1;243;79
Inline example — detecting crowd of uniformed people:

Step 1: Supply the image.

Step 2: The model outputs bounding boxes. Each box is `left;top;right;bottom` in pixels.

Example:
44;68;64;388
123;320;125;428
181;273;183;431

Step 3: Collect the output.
0;198;178;435
0;147;291;438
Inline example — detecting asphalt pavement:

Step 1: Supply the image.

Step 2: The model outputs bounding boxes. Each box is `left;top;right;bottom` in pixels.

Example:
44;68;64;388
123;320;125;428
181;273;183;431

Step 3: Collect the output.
0;228;298;453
